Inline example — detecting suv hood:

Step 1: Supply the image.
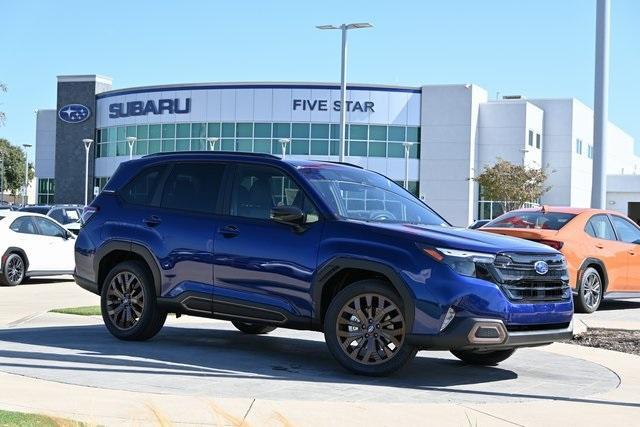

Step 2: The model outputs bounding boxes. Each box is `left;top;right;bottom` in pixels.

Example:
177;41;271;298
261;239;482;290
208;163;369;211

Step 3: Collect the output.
357;221;560;255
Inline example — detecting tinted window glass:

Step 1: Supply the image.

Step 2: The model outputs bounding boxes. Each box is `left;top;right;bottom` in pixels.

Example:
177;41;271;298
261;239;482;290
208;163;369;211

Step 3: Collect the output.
486;211;576;230
610;215;640;244
33;217;66;238
160;163;225;214
586;215;616;240
121;165;165;206
231;164;318;222
10;217;37;234
49;209;65;223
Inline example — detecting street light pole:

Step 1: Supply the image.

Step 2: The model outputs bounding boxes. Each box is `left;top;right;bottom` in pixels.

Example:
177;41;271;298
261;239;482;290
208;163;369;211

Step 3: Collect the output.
317;22;372;163
126;136;137;160
278;138;291;159
206;137;219;151
22;144;32;206
591;0;610;209
82;139;93;206
402;142;413;190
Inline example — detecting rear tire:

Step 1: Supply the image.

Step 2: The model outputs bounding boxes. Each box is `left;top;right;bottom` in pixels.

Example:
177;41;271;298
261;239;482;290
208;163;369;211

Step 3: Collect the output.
574;267;603;313
231;321;276;334
100;261;166;341
324;279;417;376
451;348;516;365
0;253;26;287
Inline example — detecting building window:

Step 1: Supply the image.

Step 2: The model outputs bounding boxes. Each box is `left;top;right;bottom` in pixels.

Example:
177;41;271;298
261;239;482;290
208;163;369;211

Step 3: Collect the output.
37;178;55;204
528;130;534;147
95;122;421;160
535;133;541;149
587;144;594;159
576;138;583;155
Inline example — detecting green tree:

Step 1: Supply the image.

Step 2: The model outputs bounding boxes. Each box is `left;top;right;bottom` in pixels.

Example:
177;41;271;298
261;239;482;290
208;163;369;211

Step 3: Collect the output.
473;158;551;213
0;138;35;197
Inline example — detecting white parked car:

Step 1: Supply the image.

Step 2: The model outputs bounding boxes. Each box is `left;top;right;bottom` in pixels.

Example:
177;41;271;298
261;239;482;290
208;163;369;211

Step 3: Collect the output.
0;211;75;286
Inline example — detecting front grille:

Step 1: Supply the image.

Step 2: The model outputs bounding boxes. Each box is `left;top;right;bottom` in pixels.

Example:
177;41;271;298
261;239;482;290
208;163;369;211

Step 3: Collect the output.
492;253;570;302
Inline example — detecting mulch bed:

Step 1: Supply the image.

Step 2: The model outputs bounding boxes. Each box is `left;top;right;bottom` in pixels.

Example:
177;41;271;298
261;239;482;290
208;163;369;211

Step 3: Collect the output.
568;329;640;356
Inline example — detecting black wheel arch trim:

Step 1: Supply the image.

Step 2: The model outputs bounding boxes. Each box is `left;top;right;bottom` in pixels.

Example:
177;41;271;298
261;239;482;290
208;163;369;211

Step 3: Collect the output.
311;257;416;331
94;240;163;296
577;257;608;292
2;247;29;272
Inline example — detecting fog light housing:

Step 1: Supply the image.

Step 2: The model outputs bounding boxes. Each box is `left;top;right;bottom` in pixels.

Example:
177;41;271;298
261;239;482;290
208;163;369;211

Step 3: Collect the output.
440;307;456;332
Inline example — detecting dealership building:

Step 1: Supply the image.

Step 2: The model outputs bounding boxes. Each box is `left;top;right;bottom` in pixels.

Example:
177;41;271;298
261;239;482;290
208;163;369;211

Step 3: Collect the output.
35;74;640;226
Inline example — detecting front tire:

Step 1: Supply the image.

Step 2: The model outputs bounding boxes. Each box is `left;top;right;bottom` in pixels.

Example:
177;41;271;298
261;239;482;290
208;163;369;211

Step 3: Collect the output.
451;348;516;365
574;267;603;313
0;253;26;287
100;261;166;341
232;321;276;334
324;280;417;376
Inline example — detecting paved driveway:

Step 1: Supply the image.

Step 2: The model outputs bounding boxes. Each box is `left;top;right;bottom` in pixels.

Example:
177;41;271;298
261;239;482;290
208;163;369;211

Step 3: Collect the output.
0;279;624;407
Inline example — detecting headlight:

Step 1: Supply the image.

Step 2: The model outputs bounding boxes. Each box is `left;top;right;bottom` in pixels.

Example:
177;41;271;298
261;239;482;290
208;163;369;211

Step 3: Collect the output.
421;246;496;278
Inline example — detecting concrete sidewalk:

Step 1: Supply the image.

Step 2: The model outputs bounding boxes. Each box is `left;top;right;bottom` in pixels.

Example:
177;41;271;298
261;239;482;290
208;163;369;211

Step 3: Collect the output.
575;298;640;332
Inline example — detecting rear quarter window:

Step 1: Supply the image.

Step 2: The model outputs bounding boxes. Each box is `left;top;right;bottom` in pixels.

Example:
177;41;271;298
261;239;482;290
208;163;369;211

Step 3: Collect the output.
120;165;166;206
486;211;576;230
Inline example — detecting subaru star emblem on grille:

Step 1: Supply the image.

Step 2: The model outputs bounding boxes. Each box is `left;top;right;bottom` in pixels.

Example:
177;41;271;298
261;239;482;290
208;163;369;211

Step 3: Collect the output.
534;260;549;275
58;104;91;123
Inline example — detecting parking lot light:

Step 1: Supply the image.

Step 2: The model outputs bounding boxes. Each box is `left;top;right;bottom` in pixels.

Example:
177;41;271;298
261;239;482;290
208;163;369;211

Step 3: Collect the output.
126;137;137;160
206;137;219;151
22;144;32;205
317;22;373;163
278;138;291;159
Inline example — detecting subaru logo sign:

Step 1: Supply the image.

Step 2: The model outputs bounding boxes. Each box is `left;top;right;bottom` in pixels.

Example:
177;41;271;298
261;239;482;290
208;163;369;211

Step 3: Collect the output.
534;260;549;275
58;104;91;123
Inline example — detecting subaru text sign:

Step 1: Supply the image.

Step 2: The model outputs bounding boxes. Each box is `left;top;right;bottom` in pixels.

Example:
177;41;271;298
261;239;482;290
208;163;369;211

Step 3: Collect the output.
58;104;91;123
108;98;191;118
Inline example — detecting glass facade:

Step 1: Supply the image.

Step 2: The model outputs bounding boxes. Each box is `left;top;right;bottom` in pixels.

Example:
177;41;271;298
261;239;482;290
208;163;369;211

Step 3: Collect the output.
96;122;421;159
37;178;55;204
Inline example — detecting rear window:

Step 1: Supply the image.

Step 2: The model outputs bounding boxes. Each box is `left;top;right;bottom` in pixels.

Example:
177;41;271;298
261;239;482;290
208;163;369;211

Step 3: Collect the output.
486;211;576;230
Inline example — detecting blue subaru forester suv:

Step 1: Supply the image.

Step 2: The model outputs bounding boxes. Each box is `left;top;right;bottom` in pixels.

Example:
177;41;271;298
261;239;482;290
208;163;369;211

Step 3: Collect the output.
74;152;573;376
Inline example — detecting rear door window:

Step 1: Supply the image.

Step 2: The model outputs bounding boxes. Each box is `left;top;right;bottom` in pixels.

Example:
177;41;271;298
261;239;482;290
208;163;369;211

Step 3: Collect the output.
486;211;576;230
10;216;37;234
610;215;640;244
121;165;166;206
585;215;617;240
160;162;226;214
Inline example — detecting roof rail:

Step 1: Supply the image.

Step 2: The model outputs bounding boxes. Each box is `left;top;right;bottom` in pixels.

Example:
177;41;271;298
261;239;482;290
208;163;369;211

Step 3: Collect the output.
142;151;280;159
322;161;363;169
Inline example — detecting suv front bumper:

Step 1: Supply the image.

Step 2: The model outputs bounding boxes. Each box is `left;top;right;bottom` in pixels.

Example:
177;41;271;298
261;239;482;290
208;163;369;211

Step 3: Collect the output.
407;317;573;351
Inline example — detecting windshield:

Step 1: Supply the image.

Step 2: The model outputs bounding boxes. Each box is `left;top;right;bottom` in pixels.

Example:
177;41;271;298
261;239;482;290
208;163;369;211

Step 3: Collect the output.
486;211;576;230
299;166;448;226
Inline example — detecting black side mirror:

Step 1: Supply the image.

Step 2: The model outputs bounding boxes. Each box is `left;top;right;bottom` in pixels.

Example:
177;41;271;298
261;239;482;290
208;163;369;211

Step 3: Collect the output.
271;206;305;230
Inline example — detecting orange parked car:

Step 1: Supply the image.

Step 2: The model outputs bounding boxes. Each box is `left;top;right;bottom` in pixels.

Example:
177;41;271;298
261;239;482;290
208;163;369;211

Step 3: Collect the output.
480;206;640;313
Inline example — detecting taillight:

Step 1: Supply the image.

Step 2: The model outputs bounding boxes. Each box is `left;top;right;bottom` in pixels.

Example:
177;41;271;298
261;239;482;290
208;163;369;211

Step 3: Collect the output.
538;239;564;250
81;206;99;224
